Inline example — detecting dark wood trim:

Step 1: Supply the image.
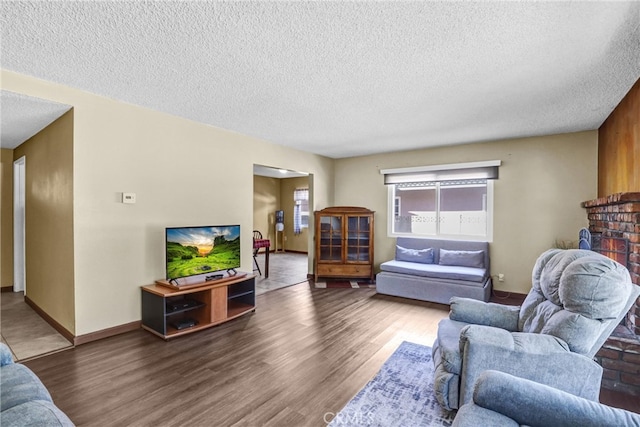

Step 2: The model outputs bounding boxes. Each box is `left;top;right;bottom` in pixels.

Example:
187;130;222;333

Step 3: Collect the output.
24;295;75;344
24;295;141;346
1;286;13;293
74;321;141;346
490;290;527;305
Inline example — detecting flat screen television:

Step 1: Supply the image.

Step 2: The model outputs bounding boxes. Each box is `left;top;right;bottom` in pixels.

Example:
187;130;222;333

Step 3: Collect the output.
165;225;241;281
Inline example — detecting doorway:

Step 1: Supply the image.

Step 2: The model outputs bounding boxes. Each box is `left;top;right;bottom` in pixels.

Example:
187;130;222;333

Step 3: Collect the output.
253;165;311;294
2;99;75;361
13;156;25;293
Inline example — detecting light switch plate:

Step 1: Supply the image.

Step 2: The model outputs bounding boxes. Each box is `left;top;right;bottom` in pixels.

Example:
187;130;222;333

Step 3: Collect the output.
122;193;136;204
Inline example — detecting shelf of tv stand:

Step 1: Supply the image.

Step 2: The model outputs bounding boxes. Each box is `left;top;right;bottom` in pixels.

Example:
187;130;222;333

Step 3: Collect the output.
165;301;205;316
227;301;254;318
141;273;256;340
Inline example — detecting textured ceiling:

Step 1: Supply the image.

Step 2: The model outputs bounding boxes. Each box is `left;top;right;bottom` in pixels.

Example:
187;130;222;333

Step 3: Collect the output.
1;1;639;158
0;91;71;149
253;164;308;179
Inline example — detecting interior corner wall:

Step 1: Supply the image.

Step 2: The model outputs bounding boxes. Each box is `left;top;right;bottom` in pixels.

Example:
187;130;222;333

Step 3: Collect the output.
1;69;334;337
1;148;15;289
280;176;310;253
253;175;280;245
598;78;640;196
13;111;75;334
333;131;598;295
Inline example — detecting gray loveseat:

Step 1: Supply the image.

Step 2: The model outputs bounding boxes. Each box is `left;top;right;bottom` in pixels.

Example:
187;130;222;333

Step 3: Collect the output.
453;370;640;427
376;238;492;304
0;343;74;426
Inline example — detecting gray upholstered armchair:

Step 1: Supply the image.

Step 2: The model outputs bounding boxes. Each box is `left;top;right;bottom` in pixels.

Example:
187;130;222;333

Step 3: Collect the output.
452;370;640;427
432;248;640;411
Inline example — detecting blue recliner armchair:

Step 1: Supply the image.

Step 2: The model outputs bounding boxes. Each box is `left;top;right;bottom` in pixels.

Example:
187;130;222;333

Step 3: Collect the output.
432;248;640;410
452;370;640;427
0;343;74;426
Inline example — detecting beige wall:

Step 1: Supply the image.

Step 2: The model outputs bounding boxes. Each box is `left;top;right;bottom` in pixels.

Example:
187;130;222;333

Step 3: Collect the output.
1;149;14;289
253;175;280;244
13;111;75;333
3;66;599;333
2;69;334;336
334;131;598;294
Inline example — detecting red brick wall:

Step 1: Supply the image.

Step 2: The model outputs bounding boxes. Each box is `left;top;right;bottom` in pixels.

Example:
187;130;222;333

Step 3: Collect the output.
583;192;640;333
583;192;640;395
595;332;640;396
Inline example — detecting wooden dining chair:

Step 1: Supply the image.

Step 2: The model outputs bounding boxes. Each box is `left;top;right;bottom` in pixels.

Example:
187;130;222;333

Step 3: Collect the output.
253;230;263;275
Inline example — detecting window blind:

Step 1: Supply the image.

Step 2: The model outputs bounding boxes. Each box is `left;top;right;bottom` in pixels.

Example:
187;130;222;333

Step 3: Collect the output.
381;161;500;185
293;188;309;235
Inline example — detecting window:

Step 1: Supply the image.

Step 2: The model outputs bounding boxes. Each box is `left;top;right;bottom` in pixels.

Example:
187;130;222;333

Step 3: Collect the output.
293;188;309;234
382;161;499;241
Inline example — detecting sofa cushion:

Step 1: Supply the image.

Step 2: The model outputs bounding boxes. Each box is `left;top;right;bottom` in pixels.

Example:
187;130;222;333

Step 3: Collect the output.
439;249;485;268
0;364;52;412
520;249;634;356
396;245;434;264
452;403;519;427
1;401;74;427
560;256;632;320
380;260;487;283
469;370;640;427
0;345;13;366
395;237;490;268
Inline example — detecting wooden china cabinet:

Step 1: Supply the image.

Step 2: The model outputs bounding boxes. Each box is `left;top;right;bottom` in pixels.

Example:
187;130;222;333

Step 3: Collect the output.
314;206;374;282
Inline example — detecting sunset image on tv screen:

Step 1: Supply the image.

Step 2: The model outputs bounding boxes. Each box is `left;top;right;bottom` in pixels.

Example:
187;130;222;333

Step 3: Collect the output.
165;225;240;280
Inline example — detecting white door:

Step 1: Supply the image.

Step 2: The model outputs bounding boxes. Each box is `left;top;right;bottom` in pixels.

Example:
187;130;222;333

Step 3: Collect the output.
13;156;25;293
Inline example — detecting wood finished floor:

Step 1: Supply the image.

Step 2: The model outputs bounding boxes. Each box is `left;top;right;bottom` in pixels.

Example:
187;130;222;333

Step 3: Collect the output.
24;282;448;426
23;282;640;426
0;253;307;362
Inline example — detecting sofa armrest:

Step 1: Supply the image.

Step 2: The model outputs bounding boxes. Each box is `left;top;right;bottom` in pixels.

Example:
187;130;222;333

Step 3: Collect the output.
449;297;519;331
0;343;14;366
457;325;603;407
472;370;640;427
452;402;518;427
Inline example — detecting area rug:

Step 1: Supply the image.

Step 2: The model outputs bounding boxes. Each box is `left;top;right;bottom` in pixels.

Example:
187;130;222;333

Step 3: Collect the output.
328;341;455;426
314;279;376;289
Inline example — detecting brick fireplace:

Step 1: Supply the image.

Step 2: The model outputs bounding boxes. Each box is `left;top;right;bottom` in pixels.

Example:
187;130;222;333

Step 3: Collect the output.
582;192;640;395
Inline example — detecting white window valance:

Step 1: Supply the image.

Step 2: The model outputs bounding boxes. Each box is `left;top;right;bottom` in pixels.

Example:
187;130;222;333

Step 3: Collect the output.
381;160;501;185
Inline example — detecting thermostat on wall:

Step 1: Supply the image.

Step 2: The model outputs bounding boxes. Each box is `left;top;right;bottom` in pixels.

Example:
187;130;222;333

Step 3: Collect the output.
122;193;136;204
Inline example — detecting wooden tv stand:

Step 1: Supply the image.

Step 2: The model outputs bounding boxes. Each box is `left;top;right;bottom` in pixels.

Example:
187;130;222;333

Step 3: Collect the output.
141;273;256;340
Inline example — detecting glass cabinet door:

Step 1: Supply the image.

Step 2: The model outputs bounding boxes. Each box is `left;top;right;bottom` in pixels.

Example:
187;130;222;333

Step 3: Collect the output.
319;215;343;261
346;215;371;262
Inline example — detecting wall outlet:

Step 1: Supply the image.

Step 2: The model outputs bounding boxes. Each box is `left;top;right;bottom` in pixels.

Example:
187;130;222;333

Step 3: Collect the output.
498;273;505;282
